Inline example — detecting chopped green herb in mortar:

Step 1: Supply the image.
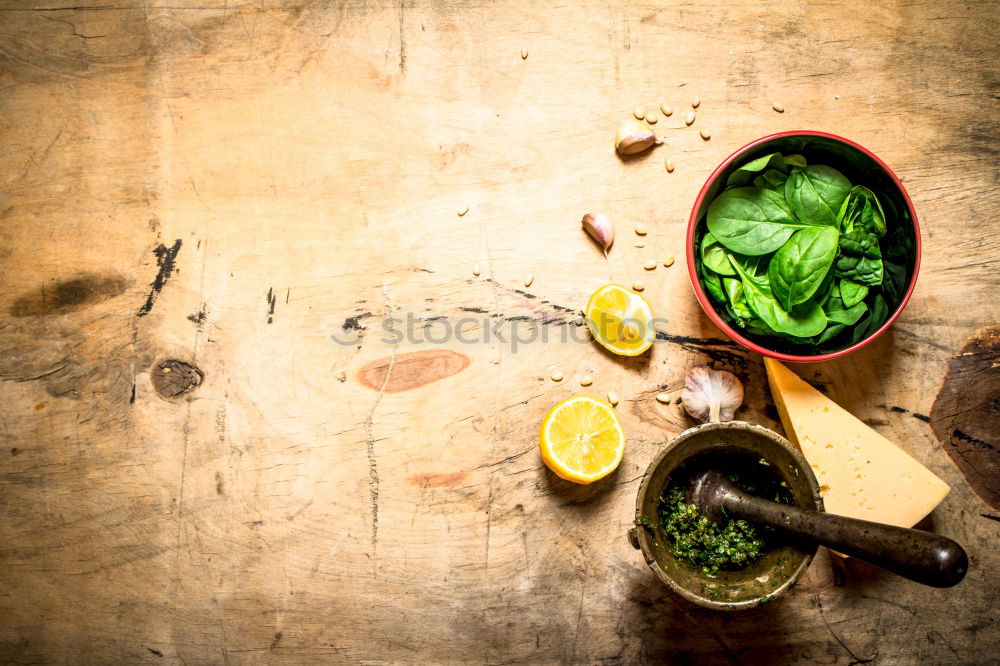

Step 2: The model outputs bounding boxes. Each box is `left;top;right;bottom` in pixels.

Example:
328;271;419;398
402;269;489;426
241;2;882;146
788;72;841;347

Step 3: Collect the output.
634;515;654;531
659;487;765;575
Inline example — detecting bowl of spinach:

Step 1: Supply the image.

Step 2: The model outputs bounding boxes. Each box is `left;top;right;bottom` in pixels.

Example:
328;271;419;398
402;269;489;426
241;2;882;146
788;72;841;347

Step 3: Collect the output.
686;131;920;361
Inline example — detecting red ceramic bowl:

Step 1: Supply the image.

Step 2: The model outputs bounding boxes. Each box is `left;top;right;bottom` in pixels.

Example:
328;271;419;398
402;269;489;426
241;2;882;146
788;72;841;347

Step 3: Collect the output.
686;131;921;362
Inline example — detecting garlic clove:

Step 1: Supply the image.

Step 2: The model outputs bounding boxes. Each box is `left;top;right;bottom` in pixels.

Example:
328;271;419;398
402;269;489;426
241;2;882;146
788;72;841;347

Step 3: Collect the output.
582;213;614;258
615;118;658;155
681;366;744;423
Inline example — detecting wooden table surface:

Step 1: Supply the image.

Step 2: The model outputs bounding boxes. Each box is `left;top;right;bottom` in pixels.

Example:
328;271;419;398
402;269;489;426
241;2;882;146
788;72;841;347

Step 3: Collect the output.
1;1;998;663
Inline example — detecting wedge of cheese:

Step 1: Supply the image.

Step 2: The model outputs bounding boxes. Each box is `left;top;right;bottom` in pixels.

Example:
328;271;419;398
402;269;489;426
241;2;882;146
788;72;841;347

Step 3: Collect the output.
764;357;949;527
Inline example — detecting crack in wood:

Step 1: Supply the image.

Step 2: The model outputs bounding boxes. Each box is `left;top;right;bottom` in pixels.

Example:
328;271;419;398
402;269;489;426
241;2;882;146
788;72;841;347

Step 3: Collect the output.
362;282;397;563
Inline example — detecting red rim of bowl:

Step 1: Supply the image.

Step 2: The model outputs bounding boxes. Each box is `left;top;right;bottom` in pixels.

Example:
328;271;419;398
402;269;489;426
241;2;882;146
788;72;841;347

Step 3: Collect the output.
686;130;921;363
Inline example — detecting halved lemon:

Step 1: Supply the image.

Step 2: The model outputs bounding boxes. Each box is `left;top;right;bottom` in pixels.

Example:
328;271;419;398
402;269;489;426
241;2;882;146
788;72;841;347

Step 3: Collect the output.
585;284;655;356
539;396;625;484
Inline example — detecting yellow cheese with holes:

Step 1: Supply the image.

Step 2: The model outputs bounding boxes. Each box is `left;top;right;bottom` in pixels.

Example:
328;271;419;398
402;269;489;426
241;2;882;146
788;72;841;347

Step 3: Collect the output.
764;358;949;526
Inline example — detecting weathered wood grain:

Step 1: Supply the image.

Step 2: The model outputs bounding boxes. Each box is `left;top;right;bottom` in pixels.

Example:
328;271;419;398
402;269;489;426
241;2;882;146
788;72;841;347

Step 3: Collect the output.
0;0;998;663
930;327;1000;510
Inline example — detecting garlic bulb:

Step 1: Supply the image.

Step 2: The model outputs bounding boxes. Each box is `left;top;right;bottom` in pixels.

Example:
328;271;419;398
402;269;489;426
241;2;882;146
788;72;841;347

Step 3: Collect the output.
615;118;659;155
582;213;614;258
681;366;743;423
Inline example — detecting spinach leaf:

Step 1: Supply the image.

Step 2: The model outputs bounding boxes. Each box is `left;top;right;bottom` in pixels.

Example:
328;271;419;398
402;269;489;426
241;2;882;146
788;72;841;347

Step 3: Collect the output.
816;269;836;307
850;293;889;344
754;168;789;192
839;279;868;308
849;313;871;345
701;233;737;276
884;225;914;262
815;323;846;345
784;165;852;226
783;154;807;168
728;153;808;188
727;153;789;187
741;253;770;277
699;261;726;302
835;228;883;285
707;187;812;255
761;298;828;339
813;281;868;346
827;302;868;326
729;256;828;337
766;226;840;311
855;186;886;236
837;185;886;236
836;188;858;228
723;277;755;321
744;319;777;336
870;292;890;328
724;304;745;326
881;227;913;305
837;256;883;286
825;284;869;325
882;260;907;305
